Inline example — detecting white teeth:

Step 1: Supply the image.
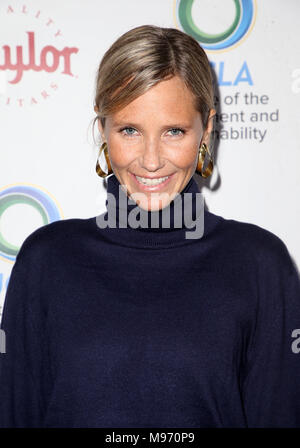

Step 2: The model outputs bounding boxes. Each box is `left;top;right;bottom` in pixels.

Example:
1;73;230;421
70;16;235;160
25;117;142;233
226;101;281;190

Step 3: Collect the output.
135;175;169;186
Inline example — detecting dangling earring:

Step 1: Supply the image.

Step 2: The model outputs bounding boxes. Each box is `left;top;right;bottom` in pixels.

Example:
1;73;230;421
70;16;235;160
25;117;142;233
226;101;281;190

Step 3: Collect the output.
96;142;112;178
196;143;214;178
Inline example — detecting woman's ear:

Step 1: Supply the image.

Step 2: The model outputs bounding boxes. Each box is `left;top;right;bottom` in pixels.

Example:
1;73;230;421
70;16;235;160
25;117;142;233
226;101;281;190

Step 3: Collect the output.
97;118;106;142
201;108;216;146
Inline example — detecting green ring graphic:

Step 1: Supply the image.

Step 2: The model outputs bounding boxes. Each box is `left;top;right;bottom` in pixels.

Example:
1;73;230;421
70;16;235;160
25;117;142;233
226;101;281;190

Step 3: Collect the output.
0;194;48;256
178;0;241;44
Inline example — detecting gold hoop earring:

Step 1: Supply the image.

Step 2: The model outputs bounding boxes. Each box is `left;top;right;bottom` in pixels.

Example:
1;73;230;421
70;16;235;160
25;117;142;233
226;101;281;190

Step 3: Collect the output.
196;143;214;178
96;142;112;178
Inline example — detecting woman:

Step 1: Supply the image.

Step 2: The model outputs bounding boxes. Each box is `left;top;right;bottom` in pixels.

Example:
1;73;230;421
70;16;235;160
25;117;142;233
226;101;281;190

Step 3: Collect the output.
1;25;300;428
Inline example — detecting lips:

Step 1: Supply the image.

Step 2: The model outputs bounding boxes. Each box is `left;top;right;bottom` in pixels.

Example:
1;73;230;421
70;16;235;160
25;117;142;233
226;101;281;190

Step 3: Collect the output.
129;172;174;191
135;175;169;186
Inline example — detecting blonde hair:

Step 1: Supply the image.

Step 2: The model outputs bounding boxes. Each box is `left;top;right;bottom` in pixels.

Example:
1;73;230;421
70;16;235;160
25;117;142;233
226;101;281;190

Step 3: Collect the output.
93;24;214;142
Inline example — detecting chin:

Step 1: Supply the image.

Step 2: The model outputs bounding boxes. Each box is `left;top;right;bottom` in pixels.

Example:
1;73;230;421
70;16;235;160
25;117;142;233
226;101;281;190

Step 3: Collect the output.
148;200;170;212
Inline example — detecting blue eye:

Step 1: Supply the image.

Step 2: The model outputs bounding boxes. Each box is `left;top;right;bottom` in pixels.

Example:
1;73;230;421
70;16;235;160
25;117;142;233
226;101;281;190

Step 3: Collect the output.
168;128;185;136
120;127;137;136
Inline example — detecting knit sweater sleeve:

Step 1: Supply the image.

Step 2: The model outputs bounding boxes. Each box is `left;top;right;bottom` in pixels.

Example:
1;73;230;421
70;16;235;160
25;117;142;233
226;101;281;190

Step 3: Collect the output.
241;235;300;427
0;229;49;428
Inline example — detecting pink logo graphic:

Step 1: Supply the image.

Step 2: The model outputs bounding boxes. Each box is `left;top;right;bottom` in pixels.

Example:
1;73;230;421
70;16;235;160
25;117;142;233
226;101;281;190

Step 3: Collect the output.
1;31;78;84
0;4;79;107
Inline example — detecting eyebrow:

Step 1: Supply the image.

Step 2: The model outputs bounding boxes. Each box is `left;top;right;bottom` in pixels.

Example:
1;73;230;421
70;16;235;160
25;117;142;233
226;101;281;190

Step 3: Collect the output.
111;121;192;130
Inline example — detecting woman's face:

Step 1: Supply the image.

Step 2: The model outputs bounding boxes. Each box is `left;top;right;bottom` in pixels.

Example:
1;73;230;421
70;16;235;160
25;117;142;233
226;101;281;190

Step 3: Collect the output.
98;75;214;211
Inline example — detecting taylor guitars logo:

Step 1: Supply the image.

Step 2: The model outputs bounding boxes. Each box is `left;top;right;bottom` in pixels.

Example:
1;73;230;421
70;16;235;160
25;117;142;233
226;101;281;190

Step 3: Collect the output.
0;4;79;107
1;31;78;84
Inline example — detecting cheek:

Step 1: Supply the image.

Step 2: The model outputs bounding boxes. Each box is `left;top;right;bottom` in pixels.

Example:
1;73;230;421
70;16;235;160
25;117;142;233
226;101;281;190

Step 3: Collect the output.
107;136;135;168
169;145;198;169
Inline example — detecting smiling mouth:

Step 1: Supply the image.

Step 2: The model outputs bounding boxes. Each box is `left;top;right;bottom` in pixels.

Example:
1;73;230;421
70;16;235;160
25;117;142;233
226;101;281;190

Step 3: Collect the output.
129;171;175;190
134;175;170;186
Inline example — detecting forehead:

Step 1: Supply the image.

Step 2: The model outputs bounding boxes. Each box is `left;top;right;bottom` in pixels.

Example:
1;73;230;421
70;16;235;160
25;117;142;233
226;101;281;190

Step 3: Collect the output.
112;76;198;122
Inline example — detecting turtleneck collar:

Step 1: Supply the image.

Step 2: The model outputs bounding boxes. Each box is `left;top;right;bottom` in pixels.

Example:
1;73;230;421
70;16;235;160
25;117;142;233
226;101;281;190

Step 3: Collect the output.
95;173;221;249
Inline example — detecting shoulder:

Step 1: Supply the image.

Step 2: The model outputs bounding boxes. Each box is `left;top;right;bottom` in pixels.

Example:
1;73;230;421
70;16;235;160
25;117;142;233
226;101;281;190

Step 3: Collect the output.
212;212;293;271
15;217;92;263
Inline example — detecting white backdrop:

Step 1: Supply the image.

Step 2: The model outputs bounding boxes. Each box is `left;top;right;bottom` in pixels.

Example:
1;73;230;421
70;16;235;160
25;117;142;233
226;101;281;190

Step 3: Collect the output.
1;0;300;319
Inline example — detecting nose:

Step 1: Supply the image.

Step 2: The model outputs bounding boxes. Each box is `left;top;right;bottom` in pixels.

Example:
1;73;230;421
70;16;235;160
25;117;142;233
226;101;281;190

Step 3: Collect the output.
140;139;164;172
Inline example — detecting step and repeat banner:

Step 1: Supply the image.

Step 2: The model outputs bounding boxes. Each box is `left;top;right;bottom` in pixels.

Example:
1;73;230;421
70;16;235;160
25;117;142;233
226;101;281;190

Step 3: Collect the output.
0;0;300;319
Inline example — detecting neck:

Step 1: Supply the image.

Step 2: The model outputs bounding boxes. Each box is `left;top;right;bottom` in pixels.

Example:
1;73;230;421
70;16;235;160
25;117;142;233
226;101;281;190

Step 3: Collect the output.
95;173;219;248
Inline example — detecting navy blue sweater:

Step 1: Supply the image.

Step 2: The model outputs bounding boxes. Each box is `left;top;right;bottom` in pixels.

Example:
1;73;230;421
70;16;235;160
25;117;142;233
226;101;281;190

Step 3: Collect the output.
1;173;300;428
